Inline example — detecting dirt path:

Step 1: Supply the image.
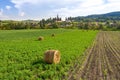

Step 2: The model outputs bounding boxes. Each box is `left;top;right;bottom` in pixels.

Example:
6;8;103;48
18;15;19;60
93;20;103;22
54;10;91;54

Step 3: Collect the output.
68;31;120;80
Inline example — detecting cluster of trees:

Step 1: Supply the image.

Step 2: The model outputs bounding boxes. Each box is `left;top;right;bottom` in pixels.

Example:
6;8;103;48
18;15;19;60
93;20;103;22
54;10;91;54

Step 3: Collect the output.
64;11;120;30
0;12;120;30
39;15;62;29
0;20;120;30
77;21;120;30
0;20;40;30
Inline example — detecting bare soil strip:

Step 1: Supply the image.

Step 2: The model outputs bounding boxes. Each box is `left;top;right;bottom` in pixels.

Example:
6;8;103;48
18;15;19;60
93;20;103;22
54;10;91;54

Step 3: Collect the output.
68;31;120;80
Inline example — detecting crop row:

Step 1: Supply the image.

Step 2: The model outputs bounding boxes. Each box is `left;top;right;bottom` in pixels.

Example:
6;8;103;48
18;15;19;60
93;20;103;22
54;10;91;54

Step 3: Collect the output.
0;29;98;80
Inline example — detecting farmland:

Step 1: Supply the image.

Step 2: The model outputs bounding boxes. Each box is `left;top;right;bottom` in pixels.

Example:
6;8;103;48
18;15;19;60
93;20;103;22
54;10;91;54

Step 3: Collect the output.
68;31;120;80
0;29;97;80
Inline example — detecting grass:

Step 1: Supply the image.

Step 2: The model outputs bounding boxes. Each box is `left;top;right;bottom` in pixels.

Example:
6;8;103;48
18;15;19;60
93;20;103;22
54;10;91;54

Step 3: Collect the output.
0;29;98;80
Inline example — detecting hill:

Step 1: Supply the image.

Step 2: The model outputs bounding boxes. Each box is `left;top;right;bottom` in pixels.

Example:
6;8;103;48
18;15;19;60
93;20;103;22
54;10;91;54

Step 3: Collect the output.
70;11;120;22
87;11;120;18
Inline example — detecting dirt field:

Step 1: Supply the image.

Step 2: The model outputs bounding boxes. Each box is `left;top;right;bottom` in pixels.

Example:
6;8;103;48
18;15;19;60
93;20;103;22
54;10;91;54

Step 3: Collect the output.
68;31;120;80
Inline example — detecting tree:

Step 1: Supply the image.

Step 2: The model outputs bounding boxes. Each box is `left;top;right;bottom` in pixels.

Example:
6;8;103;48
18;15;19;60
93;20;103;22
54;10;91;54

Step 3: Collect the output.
0;20;2;29
40;19;45;29
84;23;89;30
51;22;58;29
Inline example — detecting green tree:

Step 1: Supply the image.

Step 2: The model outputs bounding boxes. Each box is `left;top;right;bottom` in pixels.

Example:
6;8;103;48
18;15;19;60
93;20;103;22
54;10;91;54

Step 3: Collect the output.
40;19;45;29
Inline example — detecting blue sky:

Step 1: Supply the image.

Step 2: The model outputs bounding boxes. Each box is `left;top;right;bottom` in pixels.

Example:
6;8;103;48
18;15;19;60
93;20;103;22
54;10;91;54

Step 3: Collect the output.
0;0;120;20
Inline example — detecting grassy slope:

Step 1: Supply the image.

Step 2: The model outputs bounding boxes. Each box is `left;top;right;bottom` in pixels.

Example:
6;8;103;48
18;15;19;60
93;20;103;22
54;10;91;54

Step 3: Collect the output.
0;29;98;80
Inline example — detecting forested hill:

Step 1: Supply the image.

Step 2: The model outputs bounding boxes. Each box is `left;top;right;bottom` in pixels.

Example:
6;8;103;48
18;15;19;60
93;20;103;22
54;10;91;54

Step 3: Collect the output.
87;11;120;18
70;11;120;22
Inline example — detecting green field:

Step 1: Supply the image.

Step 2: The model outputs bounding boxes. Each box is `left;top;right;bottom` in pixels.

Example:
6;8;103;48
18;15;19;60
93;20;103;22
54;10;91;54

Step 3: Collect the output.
0;29;98;80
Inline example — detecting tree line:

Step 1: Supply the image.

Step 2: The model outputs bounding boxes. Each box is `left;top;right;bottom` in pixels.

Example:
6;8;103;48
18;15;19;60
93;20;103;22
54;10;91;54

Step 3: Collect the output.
0;16;120;30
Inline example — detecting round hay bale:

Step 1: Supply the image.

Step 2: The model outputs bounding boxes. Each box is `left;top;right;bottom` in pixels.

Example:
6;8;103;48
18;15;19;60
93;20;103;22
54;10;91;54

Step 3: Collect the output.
51;34;55;37
38;36;44;41
44;50;60;64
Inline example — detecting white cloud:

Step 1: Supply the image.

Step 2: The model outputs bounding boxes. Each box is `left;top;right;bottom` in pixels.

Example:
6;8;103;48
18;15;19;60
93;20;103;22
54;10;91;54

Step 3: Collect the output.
6;5;11;10
53;0;120;17
19;12;25;16
10;0;120;19
0;15;9;20
108;0;119;2
11;0;40;8
0;8;3;15
0;8;10;20
11;0;82;10
80;0;104;7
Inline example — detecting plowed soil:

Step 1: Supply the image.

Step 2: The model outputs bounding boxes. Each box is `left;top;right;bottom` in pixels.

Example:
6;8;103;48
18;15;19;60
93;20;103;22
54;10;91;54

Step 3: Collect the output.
68;31;120;80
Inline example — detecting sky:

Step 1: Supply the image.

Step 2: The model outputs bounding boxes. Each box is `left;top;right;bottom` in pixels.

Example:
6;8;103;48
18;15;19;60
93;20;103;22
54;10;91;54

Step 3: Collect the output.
0;0;120;20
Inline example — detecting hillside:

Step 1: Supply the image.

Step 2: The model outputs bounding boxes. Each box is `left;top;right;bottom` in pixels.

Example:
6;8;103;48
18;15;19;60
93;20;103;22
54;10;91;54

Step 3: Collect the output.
71;11;120;22
87;11;120;18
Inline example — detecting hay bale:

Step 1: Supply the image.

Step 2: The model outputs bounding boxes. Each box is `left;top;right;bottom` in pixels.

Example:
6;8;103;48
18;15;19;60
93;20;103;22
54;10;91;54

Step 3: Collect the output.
38;36;44;41
51;34;55;37
44;50;60;64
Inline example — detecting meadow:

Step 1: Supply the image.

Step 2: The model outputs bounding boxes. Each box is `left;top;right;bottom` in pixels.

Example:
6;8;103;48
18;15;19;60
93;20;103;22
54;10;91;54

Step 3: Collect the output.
0;29;98;80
